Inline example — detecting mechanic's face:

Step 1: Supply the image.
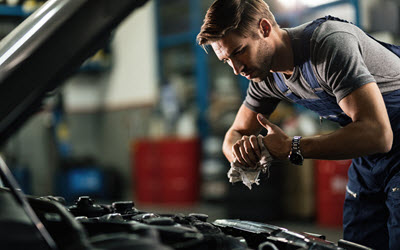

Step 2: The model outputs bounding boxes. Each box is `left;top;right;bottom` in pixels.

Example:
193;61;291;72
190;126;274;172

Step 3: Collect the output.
211;29;273;82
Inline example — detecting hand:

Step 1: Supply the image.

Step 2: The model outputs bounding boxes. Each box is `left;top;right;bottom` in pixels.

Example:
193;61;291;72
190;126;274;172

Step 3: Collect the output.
257;114;291;160
232;134;262;168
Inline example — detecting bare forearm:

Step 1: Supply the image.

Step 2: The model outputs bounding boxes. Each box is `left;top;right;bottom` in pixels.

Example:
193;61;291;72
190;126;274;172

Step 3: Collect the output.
301;120;393;160
223;128;243;162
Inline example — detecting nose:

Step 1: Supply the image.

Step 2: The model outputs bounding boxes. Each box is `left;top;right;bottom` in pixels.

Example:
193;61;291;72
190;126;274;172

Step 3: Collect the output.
230;59;243;75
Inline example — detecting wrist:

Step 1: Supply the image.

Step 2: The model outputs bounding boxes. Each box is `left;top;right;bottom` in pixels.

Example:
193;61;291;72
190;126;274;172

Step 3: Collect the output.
276;137;292;160
281;137;291;159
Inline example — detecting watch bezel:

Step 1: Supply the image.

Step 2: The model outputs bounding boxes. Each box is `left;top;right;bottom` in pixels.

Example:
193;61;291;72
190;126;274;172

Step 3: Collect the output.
289;151;304;165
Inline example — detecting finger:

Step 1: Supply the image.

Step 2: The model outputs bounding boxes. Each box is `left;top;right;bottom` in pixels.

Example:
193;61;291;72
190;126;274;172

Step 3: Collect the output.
249;135;261;158
232;142;246;165
238;144;253;168
242;137;258;164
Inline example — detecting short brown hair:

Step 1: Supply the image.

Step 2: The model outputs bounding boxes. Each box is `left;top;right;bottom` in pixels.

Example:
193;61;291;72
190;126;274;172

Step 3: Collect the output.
197;0;277;46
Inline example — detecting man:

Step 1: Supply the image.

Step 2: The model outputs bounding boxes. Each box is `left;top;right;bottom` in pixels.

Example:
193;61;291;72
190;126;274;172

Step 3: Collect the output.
197;0;400;249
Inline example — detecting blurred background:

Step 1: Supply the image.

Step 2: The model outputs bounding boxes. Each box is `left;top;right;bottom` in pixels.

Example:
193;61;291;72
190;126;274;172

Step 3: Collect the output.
0;0;399;242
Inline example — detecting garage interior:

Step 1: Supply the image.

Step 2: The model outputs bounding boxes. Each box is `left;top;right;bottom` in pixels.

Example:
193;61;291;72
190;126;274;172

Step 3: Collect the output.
0;0;399;248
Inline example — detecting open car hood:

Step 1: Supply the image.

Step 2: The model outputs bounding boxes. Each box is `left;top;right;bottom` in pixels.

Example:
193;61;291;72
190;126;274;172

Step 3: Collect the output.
0;0;148;145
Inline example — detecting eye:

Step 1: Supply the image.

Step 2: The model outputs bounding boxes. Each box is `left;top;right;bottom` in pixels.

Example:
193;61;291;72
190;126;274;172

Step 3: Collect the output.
234;47;246;56
234;50;242;55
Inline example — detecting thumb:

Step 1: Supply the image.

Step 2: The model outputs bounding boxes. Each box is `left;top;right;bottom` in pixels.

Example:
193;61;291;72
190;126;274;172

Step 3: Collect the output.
257;113;273;129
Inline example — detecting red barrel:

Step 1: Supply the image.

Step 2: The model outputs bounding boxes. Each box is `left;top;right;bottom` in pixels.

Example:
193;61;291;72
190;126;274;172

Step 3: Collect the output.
315;159;352;227
132;139;161;204
132;137;200;205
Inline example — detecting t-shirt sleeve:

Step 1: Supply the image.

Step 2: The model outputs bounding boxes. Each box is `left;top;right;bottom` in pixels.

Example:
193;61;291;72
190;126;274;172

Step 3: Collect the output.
243;80;280;115
313;31;376;102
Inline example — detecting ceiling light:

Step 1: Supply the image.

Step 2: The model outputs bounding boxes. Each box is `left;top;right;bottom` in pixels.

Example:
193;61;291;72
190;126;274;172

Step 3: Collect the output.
277;0;340;9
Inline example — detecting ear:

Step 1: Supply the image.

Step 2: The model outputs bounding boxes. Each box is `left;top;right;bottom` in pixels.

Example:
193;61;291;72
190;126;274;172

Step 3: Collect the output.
259;18;271;38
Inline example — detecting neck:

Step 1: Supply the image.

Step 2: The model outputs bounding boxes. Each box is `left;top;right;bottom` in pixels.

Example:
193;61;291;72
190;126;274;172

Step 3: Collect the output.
271;28;294;75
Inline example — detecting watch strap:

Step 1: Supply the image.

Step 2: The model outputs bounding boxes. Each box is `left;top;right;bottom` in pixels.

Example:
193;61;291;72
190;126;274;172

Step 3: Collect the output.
292;136;302;153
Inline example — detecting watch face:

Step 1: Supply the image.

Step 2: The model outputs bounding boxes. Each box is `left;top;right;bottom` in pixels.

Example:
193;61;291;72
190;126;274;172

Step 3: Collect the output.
289;152;303;165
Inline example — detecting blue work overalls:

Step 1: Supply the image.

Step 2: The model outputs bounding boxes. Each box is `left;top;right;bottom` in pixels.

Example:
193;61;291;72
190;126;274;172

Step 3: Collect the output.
272;16;400;249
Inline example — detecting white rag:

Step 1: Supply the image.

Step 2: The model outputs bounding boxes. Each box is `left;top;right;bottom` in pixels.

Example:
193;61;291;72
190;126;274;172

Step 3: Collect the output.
227;135;273;190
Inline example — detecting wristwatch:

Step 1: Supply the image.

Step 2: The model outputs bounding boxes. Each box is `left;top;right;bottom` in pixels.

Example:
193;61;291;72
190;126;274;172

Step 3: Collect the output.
288;136;304;165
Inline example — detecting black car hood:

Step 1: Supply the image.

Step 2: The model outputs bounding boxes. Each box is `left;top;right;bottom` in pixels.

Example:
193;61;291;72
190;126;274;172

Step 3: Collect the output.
0;0;148;145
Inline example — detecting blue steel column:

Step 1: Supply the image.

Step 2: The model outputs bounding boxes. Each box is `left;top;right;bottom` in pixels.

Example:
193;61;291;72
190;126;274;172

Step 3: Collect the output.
238;76;249;100
191;0;209;138
351;0;361;27
155;0;163;83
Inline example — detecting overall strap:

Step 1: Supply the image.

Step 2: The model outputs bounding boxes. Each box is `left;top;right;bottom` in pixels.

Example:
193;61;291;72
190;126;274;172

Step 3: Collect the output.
272;72;301;101
274;16;346;100
299;16;349;98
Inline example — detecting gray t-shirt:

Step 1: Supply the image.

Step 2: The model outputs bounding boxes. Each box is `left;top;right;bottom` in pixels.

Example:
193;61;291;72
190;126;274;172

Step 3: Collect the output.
244;20;400;115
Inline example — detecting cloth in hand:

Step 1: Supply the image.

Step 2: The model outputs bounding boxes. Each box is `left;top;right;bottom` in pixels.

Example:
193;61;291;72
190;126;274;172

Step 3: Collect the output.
227;135;273;190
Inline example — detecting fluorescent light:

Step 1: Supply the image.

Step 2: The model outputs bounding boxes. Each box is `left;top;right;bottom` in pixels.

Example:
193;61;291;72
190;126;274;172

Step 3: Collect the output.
278;0;340;9
278;0;298;9
300;0;340;8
